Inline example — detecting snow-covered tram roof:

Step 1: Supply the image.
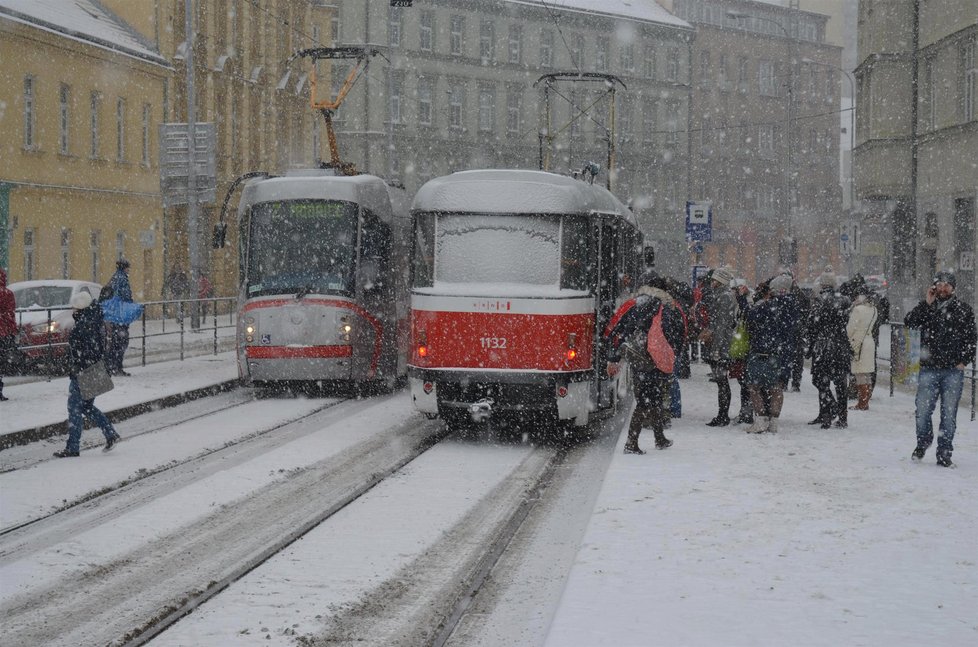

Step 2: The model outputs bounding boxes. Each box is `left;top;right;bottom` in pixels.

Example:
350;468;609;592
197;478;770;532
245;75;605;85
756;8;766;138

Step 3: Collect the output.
238;170;407;224
412;170;636;226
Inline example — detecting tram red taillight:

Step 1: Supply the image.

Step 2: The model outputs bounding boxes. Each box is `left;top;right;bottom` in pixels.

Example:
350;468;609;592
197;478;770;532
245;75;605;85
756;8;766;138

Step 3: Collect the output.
565;332;577;361
418;345;428;358
566;349;577;360
417;330;428;359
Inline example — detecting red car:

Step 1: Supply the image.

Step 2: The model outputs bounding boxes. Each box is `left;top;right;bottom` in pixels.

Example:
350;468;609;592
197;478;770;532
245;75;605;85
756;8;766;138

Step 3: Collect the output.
9;280;103;372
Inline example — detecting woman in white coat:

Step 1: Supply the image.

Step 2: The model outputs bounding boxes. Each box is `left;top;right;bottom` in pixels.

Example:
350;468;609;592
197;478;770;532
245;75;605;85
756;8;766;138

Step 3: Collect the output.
847;287;879;410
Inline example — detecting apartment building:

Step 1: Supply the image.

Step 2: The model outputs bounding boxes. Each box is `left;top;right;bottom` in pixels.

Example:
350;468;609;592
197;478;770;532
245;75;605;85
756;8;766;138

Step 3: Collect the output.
671;0;842;283
332;0;694;276
854;0;977;314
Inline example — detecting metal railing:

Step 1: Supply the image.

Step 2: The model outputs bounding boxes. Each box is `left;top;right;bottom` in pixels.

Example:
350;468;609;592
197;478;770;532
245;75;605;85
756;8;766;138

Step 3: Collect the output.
879;322;976;421
12;297;238;371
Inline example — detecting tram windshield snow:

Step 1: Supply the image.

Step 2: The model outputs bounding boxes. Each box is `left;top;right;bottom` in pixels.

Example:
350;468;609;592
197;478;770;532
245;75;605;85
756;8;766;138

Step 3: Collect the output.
414;213;594;293
246;200;357;297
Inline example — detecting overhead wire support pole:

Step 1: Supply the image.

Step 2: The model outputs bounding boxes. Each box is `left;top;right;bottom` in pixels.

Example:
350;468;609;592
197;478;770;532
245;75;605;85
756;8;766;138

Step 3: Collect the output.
185;0;200;331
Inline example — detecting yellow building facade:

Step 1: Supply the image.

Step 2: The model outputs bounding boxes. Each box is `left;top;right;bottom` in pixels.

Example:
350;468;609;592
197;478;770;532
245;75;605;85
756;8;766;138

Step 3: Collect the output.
0;2;170;298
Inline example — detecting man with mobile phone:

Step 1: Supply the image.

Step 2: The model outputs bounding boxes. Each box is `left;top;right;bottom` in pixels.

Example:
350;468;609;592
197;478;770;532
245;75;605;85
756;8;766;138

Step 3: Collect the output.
904;271;976;467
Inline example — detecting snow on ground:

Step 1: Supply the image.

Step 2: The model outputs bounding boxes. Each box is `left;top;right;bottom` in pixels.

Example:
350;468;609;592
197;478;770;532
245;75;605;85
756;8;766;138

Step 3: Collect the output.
1;351;975;646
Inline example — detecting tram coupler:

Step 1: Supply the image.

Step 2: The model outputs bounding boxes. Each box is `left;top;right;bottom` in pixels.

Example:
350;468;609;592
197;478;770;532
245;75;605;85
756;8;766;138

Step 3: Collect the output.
468;398;495;423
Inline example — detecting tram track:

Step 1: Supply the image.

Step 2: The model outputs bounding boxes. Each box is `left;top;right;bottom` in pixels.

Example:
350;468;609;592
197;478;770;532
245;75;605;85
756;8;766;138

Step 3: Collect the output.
0;390;347;539
0;401;449;647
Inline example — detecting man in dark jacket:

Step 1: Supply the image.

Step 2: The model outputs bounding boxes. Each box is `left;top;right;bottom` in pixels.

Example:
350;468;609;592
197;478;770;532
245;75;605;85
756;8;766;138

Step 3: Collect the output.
904;271;977;467
606;271;685;454
807;271;853;428
744;273;798;433
53;292;121;457
106;259;133;376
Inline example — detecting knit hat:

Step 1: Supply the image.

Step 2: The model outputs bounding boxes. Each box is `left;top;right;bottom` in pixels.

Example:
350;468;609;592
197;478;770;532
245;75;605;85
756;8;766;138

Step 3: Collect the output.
769;274;793;295
818;271;837;289
116;258;131;269
933;271;956;288
71;291;93;310
711;266;735;287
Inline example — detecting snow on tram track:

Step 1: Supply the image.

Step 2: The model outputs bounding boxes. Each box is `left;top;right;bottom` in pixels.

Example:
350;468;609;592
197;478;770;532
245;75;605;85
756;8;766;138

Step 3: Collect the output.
0;392;448;647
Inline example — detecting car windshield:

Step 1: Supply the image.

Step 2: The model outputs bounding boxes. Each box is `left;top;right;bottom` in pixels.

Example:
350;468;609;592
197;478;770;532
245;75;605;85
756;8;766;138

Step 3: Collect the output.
12;286;73;309
245;200;358;297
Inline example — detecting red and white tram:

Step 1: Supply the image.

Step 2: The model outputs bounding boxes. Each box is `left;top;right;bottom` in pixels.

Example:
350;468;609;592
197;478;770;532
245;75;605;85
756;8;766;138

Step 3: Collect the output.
408;169;645;428
234;170;411;388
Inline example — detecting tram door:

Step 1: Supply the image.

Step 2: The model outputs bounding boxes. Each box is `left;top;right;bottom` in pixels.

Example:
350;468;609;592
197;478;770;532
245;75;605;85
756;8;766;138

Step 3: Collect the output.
596;220;620;408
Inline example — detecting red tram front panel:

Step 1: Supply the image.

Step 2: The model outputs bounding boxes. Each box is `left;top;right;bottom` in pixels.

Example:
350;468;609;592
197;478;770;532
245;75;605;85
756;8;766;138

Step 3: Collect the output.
410;293;595;371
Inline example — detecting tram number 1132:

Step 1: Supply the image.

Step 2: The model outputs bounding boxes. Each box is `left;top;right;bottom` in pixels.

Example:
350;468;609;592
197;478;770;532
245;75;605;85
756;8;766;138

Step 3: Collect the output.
480;337;508;350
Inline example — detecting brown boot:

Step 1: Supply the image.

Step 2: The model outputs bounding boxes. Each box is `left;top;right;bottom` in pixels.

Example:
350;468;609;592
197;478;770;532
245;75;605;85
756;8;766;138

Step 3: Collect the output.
851;384;870;410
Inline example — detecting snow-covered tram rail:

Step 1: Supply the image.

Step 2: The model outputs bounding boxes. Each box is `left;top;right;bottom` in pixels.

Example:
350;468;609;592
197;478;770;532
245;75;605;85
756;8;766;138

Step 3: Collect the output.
407;169;645;428
234;170;411;387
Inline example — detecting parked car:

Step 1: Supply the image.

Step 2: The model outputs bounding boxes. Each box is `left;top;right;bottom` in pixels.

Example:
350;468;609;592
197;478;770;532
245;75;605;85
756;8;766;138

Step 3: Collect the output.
9;280;102;372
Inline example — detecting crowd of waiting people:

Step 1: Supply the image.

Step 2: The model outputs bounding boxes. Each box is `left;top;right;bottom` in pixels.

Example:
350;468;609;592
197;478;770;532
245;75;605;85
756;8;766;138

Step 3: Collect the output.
604;265;975;468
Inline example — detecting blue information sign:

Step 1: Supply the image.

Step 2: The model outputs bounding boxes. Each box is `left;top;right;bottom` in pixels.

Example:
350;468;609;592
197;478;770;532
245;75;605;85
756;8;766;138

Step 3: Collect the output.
685;201;713;242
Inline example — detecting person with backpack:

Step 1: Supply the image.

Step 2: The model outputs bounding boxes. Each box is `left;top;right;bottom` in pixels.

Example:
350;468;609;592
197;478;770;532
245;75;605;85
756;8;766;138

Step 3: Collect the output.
605;271;686;454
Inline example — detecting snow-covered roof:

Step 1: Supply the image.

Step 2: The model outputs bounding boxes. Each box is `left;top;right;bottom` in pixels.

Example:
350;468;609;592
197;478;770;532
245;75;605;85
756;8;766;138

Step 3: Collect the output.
240;172;405;224
508;0;691;30
0;0;168;67
412;169;636;225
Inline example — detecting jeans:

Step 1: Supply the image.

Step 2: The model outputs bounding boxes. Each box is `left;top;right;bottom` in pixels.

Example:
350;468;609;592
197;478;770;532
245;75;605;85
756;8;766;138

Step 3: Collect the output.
67;376;116;452
914;367;965;457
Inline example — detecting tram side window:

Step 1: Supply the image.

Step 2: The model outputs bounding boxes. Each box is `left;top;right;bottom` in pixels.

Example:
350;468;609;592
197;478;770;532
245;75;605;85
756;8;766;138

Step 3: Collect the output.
360;210;392;291
413;212;435;287
560;215;594;292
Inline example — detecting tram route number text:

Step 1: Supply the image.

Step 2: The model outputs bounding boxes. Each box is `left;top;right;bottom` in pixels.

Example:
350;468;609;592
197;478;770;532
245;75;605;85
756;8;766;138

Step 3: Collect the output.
480;337;508;350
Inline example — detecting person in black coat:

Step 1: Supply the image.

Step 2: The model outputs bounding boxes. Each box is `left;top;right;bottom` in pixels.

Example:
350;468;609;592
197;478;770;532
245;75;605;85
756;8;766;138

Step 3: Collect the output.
53;292;121;457
606;271;686;454
904;271;977;467
744;274;798;433
807;271;853;428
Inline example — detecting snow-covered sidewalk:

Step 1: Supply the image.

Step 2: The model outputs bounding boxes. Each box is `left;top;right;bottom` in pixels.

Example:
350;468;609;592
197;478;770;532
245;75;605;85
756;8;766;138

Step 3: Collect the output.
544;371;978;647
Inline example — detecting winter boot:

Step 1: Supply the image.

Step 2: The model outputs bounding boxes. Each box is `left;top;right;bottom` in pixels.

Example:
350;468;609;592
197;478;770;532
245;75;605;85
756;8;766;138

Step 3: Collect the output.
706;414;730;427
652;424;673;450
746;417;770;434
623;414;645;454
834;406;848;429
767;416;779;434
851;384;870;410
936;453;954;468
736;408;754;424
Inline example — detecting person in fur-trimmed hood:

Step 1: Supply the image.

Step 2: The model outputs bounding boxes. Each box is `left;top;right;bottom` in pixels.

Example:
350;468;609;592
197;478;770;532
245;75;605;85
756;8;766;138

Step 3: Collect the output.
605;271;686;454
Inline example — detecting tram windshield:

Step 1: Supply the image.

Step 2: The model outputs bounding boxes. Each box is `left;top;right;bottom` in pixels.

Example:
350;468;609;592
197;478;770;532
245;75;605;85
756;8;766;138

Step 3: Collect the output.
414;213;594;294
246;200;358;297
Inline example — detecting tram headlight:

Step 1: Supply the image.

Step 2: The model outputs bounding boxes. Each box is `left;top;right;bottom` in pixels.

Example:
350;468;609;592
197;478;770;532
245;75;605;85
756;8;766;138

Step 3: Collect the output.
245;325;256;336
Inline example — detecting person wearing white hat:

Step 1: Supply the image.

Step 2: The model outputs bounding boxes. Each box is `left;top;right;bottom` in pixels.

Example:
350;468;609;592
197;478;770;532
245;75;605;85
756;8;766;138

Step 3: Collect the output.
52;290;121;457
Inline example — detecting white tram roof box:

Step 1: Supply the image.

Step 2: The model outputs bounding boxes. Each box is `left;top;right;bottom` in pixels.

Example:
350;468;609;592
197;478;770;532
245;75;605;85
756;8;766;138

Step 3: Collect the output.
239;170;408;224
412;169;636;225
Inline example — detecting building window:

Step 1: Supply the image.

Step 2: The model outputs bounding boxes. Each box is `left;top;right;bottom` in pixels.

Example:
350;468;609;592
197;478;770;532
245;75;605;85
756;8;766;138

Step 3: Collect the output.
667;49;679;81
643;105;657;143
759;60;776;96
718;54;728;90
699;50;711;87
90;231;101;282
59;84;71;154
449;84;464;129
506;89;522;136
964;39;976;122
389;73;402;124
23;76;36;149
116;97;127;161
596;36;609;72
758;124;774;156
478;87;495;132
330;14;340;43
644;46;656;79
738;56;750;92
508;25;522;65
61;229;71;279
923;57;935;130
620;43;635;74
570;33;583;70
24;229;35;281
142;104;151;166
418;78;433;126
665;101;680;145
90;91;101;158
619;98;633;139
450;15;464;56
540;29;554;68
480;21;495;63
389;7;402;47
116;231;126;264
419;11;433;52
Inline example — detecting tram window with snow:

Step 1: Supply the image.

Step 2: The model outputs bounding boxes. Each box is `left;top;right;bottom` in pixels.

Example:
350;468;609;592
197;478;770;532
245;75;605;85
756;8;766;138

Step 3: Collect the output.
407;170;644;429
234;170;411;388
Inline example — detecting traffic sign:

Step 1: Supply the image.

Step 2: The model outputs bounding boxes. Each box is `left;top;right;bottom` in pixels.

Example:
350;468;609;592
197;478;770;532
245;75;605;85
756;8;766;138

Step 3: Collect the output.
686;201;713;242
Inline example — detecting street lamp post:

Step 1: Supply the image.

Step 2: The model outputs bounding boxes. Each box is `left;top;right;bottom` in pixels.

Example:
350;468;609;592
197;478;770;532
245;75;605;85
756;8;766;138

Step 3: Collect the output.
727;10;794;262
